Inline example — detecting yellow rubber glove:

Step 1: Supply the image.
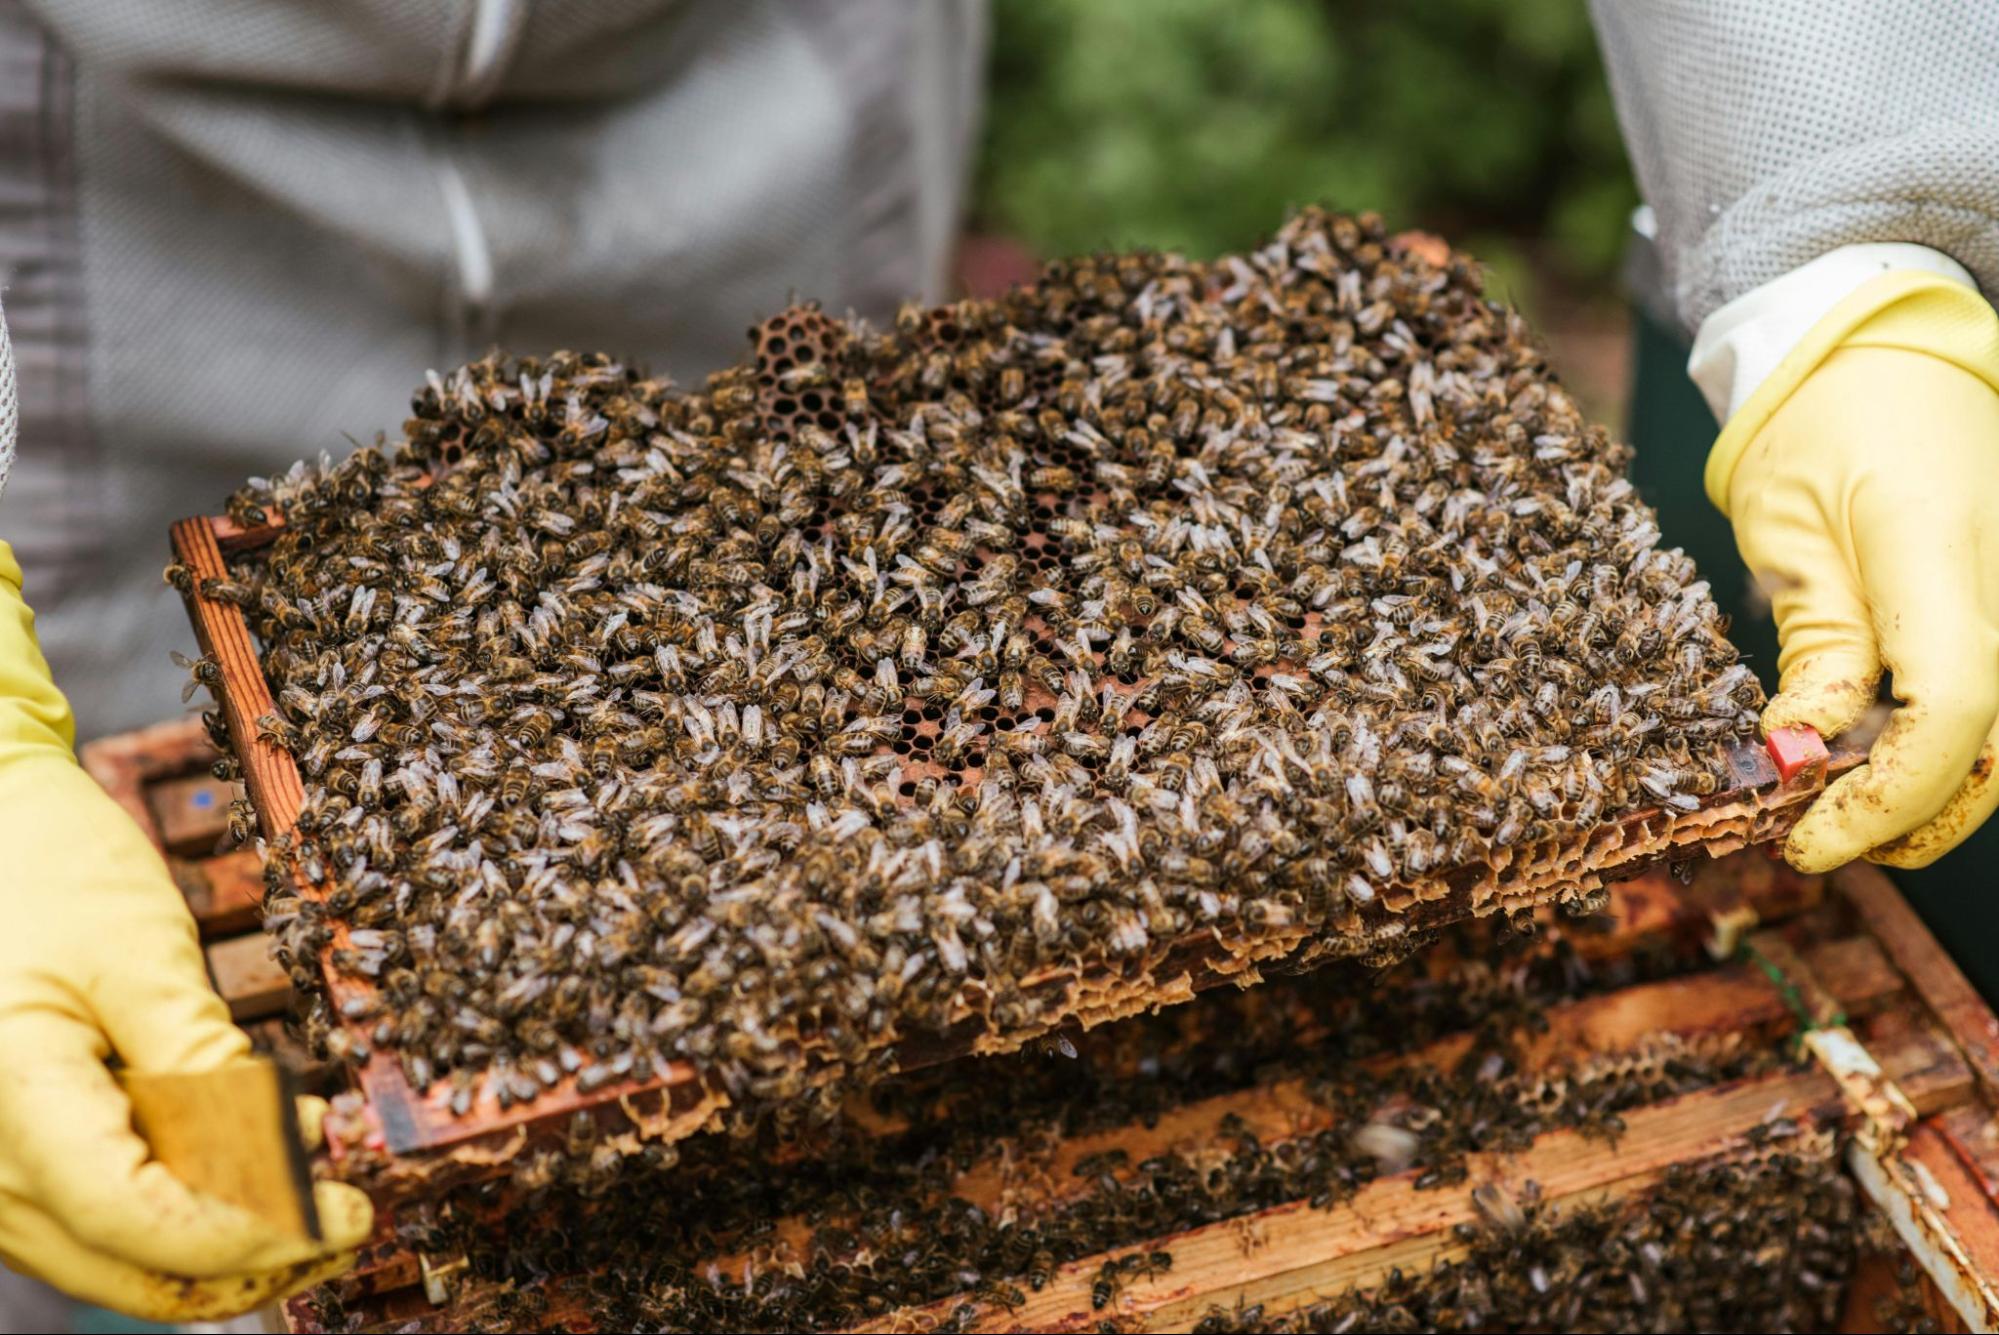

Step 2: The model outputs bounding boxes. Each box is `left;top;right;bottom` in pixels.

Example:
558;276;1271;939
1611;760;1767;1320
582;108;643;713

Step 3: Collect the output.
0;540;373;1320
1710;273;1999;873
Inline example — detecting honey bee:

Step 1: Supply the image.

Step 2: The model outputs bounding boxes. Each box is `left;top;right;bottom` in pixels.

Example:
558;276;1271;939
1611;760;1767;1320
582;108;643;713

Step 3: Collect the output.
223;490;269;529
170;651;222;704
225;797;258;844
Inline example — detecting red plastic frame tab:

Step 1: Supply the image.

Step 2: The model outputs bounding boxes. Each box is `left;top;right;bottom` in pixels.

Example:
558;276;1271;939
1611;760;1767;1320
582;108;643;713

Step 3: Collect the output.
1767;725;1830;783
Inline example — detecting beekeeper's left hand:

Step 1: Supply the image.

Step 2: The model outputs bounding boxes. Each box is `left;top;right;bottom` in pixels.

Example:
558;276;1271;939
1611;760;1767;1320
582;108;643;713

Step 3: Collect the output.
0;541;373;1320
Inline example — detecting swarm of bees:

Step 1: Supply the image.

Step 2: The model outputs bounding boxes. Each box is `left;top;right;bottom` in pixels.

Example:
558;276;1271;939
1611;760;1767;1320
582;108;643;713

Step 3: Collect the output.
212;207;1760;1121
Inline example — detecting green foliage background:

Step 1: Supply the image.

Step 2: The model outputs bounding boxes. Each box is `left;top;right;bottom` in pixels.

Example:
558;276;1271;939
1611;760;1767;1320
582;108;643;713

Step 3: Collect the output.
974;0;1636;296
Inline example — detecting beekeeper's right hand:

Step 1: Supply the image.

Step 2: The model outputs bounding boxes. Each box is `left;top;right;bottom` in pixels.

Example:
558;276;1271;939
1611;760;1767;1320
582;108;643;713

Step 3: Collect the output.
0;540;373;1320
1699;256;1999;873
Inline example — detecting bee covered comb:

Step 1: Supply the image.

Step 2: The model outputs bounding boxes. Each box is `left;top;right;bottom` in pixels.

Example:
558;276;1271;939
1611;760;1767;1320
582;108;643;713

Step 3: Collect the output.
170;209;1857;1194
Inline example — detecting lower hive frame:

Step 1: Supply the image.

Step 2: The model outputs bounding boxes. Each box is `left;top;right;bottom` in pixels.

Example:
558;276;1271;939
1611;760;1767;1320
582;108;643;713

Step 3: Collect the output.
309;864;1999;1333
89;718;1999;1332
171;506;1863;1197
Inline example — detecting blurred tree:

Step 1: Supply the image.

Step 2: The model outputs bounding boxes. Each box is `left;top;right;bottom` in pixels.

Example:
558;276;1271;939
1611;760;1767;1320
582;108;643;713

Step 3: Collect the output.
975;0;1635;286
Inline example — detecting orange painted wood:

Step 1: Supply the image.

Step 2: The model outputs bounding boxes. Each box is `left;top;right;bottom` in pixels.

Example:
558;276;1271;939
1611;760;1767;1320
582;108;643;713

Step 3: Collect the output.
147;772;238;856
1935;1103;1999;1204
1839;1251;1967;1334
1905;1118;1999;1306
78;716;215;851
169;518;303;839
206;933;291;1022
213;511;285;552
170;849;265;938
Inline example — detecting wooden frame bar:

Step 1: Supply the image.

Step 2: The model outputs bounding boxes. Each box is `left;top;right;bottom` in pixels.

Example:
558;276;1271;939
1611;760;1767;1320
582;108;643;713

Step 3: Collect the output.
1838;866;1999;1104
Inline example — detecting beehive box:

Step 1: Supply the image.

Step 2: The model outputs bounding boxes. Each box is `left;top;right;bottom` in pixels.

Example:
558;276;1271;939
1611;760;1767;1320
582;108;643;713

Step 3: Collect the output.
281;854;1997;1332
79;712;1999;1333
169;503;1864;1202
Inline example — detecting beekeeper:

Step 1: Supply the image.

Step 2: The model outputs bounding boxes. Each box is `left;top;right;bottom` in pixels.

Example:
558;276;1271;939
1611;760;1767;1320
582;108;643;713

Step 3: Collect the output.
1;0;1995;1321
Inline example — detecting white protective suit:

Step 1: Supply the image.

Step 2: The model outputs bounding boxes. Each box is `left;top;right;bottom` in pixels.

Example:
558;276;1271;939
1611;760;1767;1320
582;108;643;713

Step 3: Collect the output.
0;0;987;735
1589;0;1999;416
